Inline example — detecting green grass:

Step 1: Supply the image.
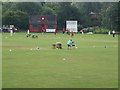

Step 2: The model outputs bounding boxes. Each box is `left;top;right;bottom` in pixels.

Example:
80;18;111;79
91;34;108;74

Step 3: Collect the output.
2;32;118;88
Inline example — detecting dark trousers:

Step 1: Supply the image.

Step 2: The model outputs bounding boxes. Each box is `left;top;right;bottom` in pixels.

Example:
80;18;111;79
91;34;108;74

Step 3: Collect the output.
113;33;115;37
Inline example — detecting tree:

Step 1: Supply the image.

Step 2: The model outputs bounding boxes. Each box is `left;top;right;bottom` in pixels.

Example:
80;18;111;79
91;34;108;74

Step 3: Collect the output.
2;2;119;31
10;2;42;15
56;2;81;29
41;6;56;15
101;2;119;31
2;10;29;29
2;2;14;13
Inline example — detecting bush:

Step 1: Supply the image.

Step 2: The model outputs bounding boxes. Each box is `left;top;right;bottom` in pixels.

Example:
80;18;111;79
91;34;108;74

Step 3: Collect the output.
94;29;109;34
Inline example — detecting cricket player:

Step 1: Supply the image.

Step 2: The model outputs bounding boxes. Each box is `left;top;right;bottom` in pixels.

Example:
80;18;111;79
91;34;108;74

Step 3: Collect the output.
67;39;73;49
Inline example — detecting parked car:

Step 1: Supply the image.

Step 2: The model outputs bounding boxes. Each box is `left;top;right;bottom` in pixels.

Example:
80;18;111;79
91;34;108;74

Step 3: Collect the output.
2;27;18;32
2;27;9;32
8;27;18;32
80;28;89;33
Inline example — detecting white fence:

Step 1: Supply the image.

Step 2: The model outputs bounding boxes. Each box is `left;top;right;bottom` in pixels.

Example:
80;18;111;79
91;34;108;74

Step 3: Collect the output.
46;29;56;32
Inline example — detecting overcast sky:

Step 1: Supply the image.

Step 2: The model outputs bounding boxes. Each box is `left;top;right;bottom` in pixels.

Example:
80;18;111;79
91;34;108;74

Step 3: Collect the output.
1;0;120;2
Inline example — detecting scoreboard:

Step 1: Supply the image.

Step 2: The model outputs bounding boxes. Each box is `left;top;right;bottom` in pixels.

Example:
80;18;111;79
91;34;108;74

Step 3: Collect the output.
66;21;77;32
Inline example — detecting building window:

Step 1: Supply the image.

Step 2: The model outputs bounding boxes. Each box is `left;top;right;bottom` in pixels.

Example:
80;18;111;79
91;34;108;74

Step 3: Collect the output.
33;25;38;29
48;24;53;29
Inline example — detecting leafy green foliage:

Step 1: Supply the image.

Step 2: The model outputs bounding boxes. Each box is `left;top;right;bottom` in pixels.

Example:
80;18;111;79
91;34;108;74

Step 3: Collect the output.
94;29;109;34
10;2;42;14
2;2;119;31
101;3;119;31
2;10;29;29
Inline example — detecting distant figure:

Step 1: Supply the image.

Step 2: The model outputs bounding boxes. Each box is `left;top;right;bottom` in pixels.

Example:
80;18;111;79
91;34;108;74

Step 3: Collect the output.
52;44;56;49
54;30;57;35
67;39;73;49
108;31;111;35
27;29;30;34
112;30;115;37
32;35;38;38
62;28;65;34
42;27;46;33
82;29;84;34
0;27;2;33
66;29;70;35
56;42;62;49
26;34;31;38
10;29;13;36
71;32;74;37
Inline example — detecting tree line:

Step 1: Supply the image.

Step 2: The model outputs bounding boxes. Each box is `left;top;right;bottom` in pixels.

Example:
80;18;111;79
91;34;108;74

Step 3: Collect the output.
2;2;119;31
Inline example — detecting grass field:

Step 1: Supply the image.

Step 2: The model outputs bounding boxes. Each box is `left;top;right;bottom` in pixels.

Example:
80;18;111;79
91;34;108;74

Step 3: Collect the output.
2;32;118;88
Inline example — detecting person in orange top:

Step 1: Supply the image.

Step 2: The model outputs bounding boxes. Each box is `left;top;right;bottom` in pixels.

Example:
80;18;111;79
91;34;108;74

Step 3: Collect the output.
71;32;74;37
54;30;57;35
62;28;65;34
42;27;46;33
66;29;70;35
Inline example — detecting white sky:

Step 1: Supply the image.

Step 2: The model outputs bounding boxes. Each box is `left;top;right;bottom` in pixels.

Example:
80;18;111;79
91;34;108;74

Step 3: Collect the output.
1;0;120;2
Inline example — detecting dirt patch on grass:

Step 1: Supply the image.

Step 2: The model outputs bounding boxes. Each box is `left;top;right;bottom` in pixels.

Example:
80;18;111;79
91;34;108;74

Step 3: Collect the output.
2;44;34;50
2;44;49;50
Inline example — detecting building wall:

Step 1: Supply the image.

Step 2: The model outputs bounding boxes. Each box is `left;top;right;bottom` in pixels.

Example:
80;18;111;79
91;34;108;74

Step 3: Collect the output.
29;15;57;32
44;25;48;29
30;24;57;32
53;24;57;29
29;24;39;32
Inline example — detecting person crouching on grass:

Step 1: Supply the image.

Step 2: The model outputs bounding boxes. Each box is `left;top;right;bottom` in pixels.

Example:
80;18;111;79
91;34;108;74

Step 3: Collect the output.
67;39;73;49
